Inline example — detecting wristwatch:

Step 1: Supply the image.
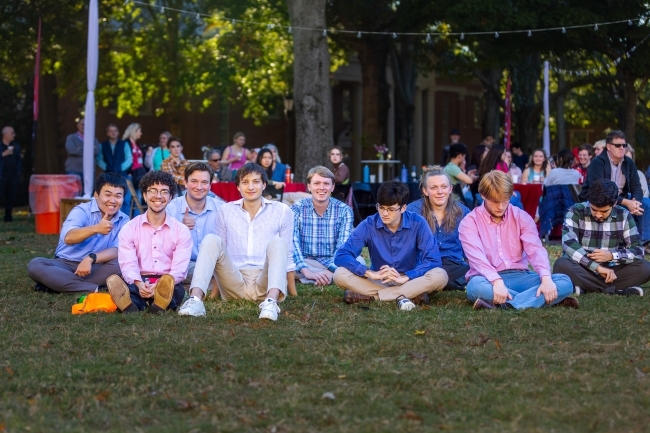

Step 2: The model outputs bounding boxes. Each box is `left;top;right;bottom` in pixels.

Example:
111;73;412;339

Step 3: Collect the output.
611;251;620;261
88;253;97;264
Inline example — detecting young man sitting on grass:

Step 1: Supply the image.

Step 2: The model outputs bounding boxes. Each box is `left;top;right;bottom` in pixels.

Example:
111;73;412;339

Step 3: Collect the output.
291;165;354;285
553;178;650;296
459;170;576;310
184;163;295;321
107;171;192;313
166;162;223;308
28;173;129;294
333;181;448;311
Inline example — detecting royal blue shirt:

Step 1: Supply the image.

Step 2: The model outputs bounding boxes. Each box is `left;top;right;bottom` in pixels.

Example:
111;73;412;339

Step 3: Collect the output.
334;211;441;280
55;199;129;262
406;199;470;264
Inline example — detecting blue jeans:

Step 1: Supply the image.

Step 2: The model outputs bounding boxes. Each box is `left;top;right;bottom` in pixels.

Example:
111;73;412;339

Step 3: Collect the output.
466;270;573;309
637;197;650;243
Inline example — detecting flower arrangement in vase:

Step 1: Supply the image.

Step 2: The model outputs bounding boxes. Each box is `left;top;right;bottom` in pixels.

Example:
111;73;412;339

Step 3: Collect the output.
374;144;389;160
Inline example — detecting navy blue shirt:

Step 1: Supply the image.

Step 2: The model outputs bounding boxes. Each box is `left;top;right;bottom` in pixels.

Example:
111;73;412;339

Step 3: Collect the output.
334;211;441;280
406;199;470;264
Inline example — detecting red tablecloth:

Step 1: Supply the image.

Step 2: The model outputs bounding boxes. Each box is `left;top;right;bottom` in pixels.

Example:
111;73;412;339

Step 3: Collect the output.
211;182;307;202
514;184;543;219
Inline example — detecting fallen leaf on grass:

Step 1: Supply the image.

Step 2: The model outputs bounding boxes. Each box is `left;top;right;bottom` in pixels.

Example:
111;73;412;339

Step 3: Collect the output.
337;375;346;379
494;339;502;350
0;423;5;431
404;410;423;422
414;330;426;336
635;367;646;378
94;391;110;401
5;366;13;376
302;313;311;322
175;399;196;411
322;392;335;400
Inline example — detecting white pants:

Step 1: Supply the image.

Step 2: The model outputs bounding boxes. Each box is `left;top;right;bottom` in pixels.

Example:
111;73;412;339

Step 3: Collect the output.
190;234;288;302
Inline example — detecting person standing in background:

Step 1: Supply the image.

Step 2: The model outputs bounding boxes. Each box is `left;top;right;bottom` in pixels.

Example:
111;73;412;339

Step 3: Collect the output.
161;137;190;190
441;128;465;166
510;143;528;172
222;132;249;177
96;124;132;177
65;117;99;186
262;143;287;182
151;131;172;171
0;126;21;223
329;146;350;185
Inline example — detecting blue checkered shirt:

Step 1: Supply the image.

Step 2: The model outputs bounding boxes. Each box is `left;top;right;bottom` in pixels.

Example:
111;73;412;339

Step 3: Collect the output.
291;197;353;272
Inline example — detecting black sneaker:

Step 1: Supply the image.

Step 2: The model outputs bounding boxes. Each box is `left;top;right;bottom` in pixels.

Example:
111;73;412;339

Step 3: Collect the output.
615;286;644;297
34;282;57;294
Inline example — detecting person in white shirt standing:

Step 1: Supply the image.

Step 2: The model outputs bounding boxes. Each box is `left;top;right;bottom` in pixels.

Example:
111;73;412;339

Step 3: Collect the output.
184;163;294;320
166;162;224;315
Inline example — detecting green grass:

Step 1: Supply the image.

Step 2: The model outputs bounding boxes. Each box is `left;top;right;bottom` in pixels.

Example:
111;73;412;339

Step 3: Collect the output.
1;215;650;432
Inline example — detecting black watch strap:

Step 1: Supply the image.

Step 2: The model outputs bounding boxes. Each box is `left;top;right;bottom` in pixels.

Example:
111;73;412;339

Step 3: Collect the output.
89;253;97;264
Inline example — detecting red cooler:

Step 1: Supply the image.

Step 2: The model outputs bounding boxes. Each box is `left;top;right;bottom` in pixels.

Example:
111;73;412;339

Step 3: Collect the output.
29;175;82;234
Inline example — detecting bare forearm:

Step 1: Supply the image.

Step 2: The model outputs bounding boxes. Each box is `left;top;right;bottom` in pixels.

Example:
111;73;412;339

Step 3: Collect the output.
64;226;99;244
96;248;118;263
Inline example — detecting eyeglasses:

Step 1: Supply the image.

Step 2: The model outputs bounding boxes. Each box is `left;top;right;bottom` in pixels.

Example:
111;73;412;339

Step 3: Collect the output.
210;159;221;162
376;204;402;213
607;142;628;148
146;188;171;197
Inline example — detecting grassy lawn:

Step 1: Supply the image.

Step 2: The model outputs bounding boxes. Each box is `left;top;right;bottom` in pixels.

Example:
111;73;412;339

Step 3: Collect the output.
1;215;650;432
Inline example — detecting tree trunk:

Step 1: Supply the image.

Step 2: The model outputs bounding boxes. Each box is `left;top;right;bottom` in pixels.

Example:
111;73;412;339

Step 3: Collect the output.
34;73;62;174
354;38;390;154
511;53;542;150
477;68;503;139
390;43;416;167
286;0;334;181
622;69;640;145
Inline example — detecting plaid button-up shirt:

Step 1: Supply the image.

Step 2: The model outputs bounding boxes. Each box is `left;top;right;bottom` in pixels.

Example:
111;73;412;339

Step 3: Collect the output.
561;202;644;273
291;197;353;272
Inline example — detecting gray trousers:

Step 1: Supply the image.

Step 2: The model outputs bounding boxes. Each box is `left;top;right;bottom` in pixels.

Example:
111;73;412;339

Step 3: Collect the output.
27;257;121;294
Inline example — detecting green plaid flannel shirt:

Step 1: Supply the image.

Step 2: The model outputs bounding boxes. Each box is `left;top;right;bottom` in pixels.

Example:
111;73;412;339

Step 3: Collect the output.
562;203;644;273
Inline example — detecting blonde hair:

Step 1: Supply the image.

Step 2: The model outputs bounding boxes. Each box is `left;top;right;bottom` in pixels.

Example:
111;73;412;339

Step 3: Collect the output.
122;123;141;141
626;143;636;160
419;165;462;232
478;170;513;201
306;165;335;184
593;139;606;150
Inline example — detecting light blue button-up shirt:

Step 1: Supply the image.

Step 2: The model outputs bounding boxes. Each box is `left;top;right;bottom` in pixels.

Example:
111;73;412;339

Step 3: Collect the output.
55;199;129;262
166;195;223;261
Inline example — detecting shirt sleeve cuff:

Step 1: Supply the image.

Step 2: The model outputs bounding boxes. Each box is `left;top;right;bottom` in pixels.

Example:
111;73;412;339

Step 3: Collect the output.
404;270;418;280
483;271;502;283
123;272;141;285
538;269;551;278
353;263;367;277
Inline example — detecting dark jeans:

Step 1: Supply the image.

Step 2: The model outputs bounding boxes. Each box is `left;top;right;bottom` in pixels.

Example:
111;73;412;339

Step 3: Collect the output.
553;256;650;293
0;175;18;221
127;280;185;311
441;257;470;290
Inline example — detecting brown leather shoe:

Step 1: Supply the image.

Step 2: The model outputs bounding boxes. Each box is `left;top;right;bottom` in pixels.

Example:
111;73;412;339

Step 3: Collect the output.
107;274;135;312
472;299;495;310
555;297;579;309
412;292;430;306
343;290;373;304
151;274;175;312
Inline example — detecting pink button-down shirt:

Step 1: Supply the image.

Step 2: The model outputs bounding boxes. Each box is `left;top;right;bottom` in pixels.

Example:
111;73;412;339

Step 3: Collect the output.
118;213;192;284
459;203;551;283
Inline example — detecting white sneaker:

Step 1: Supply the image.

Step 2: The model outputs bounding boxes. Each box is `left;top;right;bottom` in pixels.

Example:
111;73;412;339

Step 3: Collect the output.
178;296;206;317
574;286;582;296
397;298;416;311
259;298;281;321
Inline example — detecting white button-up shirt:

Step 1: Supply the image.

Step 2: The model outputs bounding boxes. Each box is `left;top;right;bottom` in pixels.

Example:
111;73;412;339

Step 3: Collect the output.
166;195;224;261
216;198;295;271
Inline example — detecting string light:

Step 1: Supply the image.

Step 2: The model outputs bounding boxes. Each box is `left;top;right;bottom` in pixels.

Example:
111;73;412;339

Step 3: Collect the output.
426;33;431;42
288;27;292;34
357;31;361;38
123;2;641;39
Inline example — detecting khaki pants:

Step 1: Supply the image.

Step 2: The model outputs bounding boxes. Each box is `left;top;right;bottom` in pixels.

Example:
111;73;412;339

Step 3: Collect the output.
183;261;217;294
190;234;288;302
333;267;448;301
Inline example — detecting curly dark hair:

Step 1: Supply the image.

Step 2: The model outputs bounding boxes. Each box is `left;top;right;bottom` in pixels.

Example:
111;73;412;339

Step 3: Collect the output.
587;178;619;208
139;170;177;200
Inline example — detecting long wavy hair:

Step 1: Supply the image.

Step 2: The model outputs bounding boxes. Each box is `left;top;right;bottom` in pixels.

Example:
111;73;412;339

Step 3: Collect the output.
478;144;505;179
419;166;462;233
122;123;141;142
526;148;549;172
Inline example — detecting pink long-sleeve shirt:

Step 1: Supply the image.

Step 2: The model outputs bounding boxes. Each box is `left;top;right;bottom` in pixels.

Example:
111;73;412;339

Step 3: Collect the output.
118;213;192;284
459;203;551;283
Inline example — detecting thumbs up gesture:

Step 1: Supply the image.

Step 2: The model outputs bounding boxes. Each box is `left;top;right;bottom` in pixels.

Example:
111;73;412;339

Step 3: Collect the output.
182;207;196;230
95;212;114;235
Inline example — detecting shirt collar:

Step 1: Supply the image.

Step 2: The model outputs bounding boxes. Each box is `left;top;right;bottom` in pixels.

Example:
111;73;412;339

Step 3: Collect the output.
607;152;623;168
183;195;217;216
477;202;510;224
308;198;332;216
141;212;171;229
